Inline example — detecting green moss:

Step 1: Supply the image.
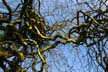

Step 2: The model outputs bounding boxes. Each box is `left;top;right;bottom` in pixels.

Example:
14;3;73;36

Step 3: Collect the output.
0;34;5;41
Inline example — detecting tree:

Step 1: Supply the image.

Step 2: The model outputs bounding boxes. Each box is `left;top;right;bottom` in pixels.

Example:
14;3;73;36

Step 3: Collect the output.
0;0;108;72
68;0;108;72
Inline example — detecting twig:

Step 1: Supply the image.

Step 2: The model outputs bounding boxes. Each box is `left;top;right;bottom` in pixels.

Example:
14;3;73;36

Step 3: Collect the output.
2;0;12;21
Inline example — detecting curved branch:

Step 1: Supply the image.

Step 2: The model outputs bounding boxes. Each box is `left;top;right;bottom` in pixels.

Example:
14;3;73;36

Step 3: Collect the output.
25;39;46;63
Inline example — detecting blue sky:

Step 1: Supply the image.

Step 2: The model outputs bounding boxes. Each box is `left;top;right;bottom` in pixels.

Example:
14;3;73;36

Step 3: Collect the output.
0;0;105;72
